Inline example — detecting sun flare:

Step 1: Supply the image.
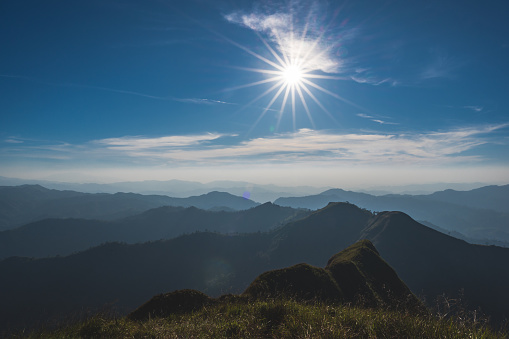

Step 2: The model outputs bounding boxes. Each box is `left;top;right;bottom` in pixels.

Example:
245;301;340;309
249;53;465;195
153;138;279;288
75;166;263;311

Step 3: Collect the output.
221;12;359;133
230;37;345;132
282;64;304;86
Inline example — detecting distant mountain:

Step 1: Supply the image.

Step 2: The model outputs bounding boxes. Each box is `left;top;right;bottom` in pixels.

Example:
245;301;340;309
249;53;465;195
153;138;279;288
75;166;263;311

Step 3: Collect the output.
0;185;258;230
0;202;307;258
1;202;508;332
0;176;330;203
274;187;509;244
361;182;488;195
419;220;509;248
275;188;372;210
422;185;509;213
177;191;259;210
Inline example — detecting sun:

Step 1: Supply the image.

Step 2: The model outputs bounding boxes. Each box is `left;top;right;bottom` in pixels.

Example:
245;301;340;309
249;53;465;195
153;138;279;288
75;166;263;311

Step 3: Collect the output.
282;64;304;86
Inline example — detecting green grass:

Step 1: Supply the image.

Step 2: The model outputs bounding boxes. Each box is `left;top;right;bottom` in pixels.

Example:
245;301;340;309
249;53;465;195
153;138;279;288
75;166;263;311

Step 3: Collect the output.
19;299;506;338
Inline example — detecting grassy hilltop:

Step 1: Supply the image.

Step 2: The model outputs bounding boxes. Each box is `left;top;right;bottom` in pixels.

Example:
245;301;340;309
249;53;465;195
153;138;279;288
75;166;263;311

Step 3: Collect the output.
21;299;503;339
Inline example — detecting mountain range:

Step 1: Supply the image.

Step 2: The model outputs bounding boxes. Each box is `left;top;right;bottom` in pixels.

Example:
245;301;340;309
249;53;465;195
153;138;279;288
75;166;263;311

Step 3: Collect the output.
2;183;508;247
0;176;330;203
0;175;491;202
1;202;508;333
0;185;259;231
274;186;509;244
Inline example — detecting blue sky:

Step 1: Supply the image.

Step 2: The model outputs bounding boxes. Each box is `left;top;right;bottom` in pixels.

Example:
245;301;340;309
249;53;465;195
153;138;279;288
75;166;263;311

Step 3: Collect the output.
1;0;508;187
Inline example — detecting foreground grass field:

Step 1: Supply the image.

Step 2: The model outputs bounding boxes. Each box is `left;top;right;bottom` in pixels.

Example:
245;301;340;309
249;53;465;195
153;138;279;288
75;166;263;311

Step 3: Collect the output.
20;299;506;338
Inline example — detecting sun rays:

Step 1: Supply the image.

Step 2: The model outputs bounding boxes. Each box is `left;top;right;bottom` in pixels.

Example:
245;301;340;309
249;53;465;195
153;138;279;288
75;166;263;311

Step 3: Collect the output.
222;11;355;133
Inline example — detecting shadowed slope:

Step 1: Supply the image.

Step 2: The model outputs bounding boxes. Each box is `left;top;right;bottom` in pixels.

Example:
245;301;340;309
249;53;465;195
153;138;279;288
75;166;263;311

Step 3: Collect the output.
362;211;509;324
326;240;423;311
268;202;372;267
128;289;214;321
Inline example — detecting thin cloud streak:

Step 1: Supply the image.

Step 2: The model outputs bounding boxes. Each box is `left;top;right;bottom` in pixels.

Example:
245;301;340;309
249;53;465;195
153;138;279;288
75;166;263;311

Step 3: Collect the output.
0;74;233;106
171;97;236;105
357;113;399;125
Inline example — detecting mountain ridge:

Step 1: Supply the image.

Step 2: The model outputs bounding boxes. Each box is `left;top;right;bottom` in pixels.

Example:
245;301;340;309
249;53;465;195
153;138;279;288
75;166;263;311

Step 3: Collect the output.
0;202;307;258
274;186;509;244
129;240;423;321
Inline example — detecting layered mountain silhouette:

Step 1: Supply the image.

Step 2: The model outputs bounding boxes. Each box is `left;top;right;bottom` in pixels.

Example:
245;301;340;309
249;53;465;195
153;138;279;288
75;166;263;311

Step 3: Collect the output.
0;185;259;230
128;240;423;321
1;202;508;332
274;186;509;244
0;176;330;203
0;202;307;258
3;184;507;245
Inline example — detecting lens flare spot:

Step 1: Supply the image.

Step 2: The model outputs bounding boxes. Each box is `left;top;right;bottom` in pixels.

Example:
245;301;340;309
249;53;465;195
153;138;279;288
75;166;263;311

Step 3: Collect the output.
203;258;234;289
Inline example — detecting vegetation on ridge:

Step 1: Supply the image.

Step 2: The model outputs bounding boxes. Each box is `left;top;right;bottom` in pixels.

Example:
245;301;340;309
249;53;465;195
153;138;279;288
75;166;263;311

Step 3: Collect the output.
18;299;504;338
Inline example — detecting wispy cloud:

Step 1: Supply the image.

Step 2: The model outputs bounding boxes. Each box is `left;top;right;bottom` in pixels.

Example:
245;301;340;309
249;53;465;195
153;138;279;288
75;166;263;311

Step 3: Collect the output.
4;138;23;144
350;76;392;86
224;4;356;74
357;113;399;125
223;4;406;90
464;105;483;112
421;50;464;80
95;133;234;151
5;124;507;166
350;68;395;86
